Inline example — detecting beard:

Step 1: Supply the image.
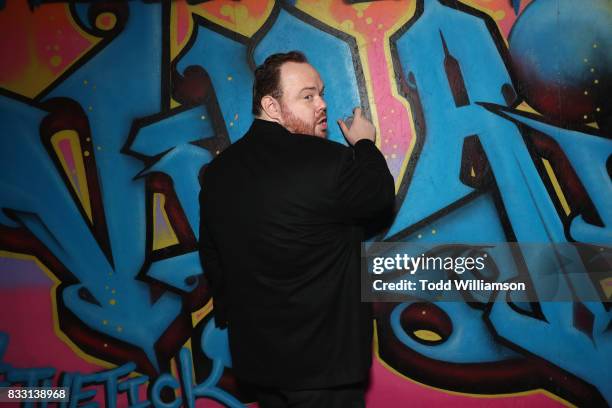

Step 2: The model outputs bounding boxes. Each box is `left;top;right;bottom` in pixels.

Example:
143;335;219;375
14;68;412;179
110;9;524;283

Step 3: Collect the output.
280;104;327;138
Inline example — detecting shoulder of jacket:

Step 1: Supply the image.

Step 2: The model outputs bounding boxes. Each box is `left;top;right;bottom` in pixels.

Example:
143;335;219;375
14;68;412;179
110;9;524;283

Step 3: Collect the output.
208;136;247;167
295;134;351;156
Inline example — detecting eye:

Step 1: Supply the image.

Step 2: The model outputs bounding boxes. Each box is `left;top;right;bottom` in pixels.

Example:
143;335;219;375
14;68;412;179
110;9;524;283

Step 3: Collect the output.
304;95;313;100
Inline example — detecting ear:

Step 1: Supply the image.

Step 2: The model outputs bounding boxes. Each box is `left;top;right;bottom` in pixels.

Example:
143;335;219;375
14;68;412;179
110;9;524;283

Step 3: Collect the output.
261;95;282;121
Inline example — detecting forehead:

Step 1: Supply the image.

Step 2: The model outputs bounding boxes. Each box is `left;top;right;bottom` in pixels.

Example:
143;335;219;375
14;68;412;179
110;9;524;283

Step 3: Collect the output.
279;62;323;93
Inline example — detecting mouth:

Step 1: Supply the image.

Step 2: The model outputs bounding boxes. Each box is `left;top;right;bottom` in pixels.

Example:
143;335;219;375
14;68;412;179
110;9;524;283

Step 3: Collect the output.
317;117;327;129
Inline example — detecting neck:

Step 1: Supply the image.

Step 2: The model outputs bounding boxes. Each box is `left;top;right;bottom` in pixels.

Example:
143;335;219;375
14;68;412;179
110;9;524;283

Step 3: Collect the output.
257;112;282;125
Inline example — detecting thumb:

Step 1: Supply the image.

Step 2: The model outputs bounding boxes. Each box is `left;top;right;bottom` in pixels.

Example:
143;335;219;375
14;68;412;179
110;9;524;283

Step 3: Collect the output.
337;119;350;137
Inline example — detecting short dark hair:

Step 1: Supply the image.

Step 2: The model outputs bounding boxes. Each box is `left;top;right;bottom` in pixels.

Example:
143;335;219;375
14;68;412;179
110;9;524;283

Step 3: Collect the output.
252;51;308;116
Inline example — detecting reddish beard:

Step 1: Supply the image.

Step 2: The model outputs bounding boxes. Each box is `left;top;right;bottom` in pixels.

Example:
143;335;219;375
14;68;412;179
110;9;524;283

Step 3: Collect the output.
280;104;326;137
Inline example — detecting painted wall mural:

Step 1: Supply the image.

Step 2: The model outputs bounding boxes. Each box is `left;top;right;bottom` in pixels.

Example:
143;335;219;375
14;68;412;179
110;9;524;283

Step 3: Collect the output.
0;0;610;407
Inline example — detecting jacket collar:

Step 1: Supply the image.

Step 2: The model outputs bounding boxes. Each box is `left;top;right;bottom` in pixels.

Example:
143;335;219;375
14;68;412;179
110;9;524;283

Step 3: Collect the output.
247;119;291;140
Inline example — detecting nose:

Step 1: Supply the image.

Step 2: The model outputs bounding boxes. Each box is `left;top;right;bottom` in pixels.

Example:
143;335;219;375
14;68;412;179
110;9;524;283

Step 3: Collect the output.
318;95;327;111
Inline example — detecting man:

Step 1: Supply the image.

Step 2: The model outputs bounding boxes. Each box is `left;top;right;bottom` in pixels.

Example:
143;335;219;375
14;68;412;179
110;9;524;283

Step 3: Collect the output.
199;51;394;407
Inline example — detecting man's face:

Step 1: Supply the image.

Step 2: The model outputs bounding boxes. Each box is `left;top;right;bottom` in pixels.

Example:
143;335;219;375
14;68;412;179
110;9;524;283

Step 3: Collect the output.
277;62;327;138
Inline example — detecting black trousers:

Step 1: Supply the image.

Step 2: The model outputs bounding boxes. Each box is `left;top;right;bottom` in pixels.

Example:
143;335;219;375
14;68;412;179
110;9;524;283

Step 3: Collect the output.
255;383;366;408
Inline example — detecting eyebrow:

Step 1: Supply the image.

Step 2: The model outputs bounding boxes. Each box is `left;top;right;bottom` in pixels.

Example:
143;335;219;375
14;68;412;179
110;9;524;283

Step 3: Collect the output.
299;87;317;93
299;86;325;93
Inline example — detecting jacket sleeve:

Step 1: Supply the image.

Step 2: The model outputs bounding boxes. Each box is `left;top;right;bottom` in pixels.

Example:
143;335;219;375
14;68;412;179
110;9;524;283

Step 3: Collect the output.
333;139;395;222
199;173;228;329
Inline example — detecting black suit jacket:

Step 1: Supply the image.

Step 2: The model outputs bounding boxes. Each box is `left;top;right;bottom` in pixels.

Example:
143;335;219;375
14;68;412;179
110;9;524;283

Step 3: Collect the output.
199;119;395;389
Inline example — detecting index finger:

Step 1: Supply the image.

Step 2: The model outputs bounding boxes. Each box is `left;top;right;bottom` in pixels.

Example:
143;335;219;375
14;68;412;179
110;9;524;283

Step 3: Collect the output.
353;107;362;118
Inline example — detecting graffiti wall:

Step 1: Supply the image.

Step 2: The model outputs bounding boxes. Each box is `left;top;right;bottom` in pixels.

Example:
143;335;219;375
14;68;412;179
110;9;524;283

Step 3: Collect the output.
0;0;610;407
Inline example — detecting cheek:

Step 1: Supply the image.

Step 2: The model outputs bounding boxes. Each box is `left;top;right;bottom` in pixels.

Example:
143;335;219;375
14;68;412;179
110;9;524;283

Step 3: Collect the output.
306;106;318;119
295;105;315;121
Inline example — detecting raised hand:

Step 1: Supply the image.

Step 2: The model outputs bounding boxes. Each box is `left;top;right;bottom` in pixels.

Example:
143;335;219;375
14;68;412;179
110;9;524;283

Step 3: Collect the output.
337;107;376;145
